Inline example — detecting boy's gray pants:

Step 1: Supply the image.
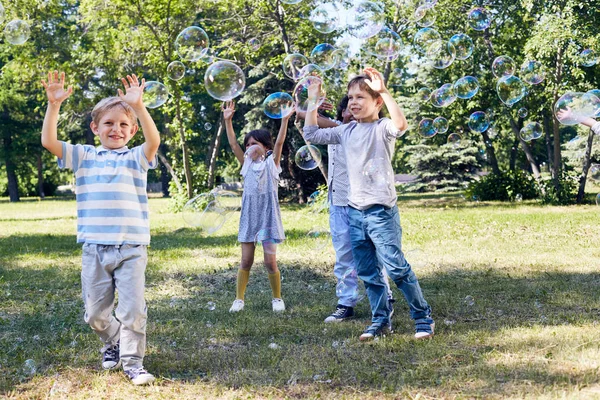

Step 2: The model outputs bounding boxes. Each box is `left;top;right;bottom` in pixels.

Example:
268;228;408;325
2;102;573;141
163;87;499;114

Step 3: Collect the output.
81;243;148;370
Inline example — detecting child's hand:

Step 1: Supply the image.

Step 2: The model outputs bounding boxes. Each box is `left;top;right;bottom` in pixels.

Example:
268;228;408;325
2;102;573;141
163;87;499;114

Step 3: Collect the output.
363;67;387;93
556;107;573;121
118;74;145;108
282;104;296;121
221;101;236;120
319;100;334;111
41;71;73;105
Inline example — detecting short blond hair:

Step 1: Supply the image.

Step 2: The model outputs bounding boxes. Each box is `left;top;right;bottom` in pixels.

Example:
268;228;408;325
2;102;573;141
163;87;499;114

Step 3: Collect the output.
91;97;137;125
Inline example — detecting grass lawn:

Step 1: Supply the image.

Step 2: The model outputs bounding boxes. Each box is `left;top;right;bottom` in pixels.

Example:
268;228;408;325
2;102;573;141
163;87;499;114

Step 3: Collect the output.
1;194;600;399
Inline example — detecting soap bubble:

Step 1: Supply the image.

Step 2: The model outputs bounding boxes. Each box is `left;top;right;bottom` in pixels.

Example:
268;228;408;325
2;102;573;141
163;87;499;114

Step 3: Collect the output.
309;3;339;34
431;83;456;108
204;122;212;130
310;43;338;71
496;75;526;106
0;3;4;25
590;164;600;181
245;144;266;163
263;92;294;119
255;227;280;255
453;76;479;99
429;41;456;69
580;49;598;67
295;145;322;170
175;26;210;61
293;75;326;113
433;116;449;133
207;301;216;311
306;227;332;251
468;111;490;133
518;107;528;118
515;193;522;202
167;61;185;81
468;7;491;31
419;118;437;138
204;61;246;101
183;194;227;234
448;33;473;60
596;193;600;206
492;55;516;78
588;89;600;117
346;1;385;39
413;27;443;56
282;53;309;80
280;0;302;3
4;19;31;45
418;87;432;101
143;81;169;109
365;27;403;62
298;63;323;79
363;157;392;190
464;295;475;306
332;48;350;68
520;122;543;141
554;92;600;125
415;5;436;28
520;60;545;85
22;359;36;376
447;133;462;147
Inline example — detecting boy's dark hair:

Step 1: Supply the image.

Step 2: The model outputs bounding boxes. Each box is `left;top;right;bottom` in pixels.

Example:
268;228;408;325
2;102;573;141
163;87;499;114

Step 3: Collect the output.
336;95;349;122
347;75;382;100
243;129;274;150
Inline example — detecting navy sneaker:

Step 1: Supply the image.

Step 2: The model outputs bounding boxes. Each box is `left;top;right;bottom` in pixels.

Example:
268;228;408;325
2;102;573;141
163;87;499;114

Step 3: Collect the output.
415;316;435;339
125;368;155;385
324;305;355;323
359;323;391;341
101;341;120;370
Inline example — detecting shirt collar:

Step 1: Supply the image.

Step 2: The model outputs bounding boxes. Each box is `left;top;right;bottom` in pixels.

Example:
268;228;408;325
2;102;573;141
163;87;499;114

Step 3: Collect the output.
96;145;129;154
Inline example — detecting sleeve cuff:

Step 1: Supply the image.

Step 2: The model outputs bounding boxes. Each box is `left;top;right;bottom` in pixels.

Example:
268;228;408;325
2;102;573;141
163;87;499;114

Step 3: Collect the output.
592;121;600;135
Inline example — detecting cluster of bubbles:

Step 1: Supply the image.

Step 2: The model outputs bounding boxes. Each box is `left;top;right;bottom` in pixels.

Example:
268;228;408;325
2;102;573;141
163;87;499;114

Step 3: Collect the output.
0;3;31;45
182;188;242;234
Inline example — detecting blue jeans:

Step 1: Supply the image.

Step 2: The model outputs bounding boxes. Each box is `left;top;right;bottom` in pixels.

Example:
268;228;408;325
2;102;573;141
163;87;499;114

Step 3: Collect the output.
330;204;392;308
348;204;431;325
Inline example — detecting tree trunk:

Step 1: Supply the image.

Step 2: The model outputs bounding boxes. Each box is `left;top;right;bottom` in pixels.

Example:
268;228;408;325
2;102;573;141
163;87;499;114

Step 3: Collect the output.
551;46;565;186
37;153;45;199
157;148;182;193
480;131;500;174
576;129;595;204
174;89;193;199
206;120;223;188
284;140;305;203
543;111;554;173
509;117;540;178
3;131;20;202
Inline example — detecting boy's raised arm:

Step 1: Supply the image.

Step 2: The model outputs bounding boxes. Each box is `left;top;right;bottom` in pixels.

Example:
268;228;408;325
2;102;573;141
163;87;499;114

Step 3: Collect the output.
41;71;73;158
364;67;408;132
118;75;160;162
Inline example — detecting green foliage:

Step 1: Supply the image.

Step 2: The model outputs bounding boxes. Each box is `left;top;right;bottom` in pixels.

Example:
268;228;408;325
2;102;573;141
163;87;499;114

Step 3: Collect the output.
168;162;210;212
466;169;539;201
538;168;579;205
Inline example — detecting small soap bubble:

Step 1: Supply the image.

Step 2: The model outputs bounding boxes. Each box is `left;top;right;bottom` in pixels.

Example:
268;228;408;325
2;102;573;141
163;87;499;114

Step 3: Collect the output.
515;193;523;202
444;319;456;326
204;122;212;130
309;3;339;34
431;83;457;108
167;61;185;81
293;75;325;113
518;107;528;118
263;92;294;119
419;118;437;138
415;5;436;27
268;342;280;350
448;33;473;60
204;61;246;101
413;27;443;56
310;43;338;71
447;133;462;147
207;301;216;311
468;111;490;133
418;87;432;101
521;60;545;85
433;116;449;133
306;227;332;251
464;295;475;306
492;55;516;78
143;81;169;109
496;75;526;106
249;38;260;50
429;42;456;69
295;145;321;170
23;359;36;375
589;164;600;181
175;26;210;61
453;76;479;99
468;7;491;31
520;122;543;142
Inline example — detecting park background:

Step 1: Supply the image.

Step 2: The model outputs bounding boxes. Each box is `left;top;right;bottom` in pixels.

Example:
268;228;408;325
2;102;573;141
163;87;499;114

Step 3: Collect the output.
2;0;600;398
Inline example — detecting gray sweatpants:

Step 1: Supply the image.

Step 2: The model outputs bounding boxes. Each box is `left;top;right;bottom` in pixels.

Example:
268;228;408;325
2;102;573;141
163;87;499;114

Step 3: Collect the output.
81;243;148;370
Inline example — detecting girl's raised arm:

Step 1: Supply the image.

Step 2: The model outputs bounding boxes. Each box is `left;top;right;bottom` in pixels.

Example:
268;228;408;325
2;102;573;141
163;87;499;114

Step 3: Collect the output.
222;101;245;164
273;107;296;168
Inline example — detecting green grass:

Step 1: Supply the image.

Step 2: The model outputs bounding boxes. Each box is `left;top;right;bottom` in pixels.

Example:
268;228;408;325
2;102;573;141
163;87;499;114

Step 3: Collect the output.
2;195;600;399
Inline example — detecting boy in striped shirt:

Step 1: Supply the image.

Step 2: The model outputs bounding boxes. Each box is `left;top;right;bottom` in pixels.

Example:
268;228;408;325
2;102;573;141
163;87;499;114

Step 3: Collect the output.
41;71;160;385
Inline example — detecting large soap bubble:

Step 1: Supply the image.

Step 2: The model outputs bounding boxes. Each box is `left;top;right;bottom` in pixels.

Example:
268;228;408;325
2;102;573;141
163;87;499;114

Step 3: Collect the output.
418;118;437;138
520;122;543;142
204;61;246;101
310;43;338;71
433;116;449;133
346;1;385;39
580;49;598;67
448;33;473;60
167;61;185;81
0;3;4;25
143;81;169;109
415;5;436;28
295;145;322;170
365;27;403;62
263;92;294;119
414;27;442;56
282;53;309;80
175;26;210;62
468;7;491;31
4;19;31;45
520;60;545;85
468;111;490;133
309;3;339;34
587;89;600;117
496;75;526;106
431;83;456;108
554;92;600;125
293;75;326;113
298;63;323;79
182;190;241;234
454;76;479;99
429;42;456;69
492;55;515;78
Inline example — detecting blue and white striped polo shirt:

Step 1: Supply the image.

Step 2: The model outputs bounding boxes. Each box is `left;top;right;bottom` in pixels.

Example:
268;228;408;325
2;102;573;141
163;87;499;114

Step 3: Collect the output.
57;142;157;245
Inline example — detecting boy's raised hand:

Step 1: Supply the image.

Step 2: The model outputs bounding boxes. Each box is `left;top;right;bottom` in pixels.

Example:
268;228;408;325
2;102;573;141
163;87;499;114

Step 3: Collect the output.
363;67;387;93
221;101;236;120
41;71;73;105
118;74;145;109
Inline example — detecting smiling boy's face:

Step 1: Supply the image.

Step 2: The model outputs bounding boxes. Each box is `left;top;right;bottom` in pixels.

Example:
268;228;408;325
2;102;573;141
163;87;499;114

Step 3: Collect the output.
347;84;383;122
90;108;138;149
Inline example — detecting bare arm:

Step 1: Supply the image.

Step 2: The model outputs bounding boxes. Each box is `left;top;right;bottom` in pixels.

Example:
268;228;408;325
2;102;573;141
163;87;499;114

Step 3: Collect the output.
41;71;73;158
273;108;296;168
364;67;408;132
296;109;339;128
118;75;160;162
222;101;245;164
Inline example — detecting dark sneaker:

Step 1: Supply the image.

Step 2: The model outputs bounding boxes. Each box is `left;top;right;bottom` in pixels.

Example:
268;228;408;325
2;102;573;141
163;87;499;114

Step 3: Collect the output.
102;342;120;370
415;317;435;339
359;323;391;341
125;368;155;385
324;305;355;323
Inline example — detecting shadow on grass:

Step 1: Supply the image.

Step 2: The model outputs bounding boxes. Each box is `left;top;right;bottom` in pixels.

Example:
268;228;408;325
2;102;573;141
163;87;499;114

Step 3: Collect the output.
3;260;600;397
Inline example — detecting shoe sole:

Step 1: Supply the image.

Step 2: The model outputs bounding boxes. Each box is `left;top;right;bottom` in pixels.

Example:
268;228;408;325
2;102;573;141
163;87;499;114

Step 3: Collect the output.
415;322;435;339
324;315;355;323
102;360;121;370
132;375;155;385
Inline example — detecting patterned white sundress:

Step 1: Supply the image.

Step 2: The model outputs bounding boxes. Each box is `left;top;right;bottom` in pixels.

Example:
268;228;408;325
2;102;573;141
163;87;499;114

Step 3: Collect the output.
237;155;285;243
